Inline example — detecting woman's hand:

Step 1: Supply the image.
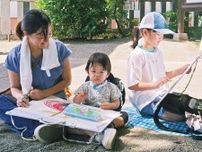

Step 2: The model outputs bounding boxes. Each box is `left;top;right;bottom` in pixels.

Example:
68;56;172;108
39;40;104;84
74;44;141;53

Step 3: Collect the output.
16;95;29;107
29;89;45;100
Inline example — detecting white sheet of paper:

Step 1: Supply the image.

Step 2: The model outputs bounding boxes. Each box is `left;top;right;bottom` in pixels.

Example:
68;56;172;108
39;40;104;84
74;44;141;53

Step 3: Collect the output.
6;96;121;132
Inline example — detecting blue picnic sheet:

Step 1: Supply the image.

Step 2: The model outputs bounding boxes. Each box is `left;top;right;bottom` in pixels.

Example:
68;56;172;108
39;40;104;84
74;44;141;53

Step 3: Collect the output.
123;107;190;136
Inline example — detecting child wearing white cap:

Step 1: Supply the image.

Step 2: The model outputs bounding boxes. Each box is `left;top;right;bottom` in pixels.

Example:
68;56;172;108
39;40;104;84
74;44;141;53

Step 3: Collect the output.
127;12;190;121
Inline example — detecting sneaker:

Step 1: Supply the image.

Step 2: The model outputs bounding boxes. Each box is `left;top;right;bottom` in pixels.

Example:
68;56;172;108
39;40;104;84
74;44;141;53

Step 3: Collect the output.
34;124;63;143
101;128;117;150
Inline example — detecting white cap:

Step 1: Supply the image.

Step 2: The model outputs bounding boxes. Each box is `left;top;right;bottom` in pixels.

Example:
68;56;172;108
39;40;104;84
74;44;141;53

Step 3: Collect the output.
139;12;175;35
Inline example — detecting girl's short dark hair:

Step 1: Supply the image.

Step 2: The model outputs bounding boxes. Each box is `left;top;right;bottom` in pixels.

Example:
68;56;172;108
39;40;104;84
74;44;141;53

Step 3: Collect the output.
16;9;51;40
85;52;111;73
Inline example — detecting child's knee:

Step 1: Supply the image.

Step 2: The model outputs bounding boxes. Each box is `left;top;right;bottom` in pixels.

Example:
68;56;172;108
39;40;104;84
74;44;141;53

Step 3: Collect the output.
112;111;128;128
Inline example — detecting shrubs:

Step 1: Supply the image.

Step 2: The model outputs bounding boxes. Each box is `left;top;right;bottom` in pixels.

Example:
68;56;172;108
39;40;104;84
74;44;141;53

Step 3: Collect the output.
186;27;202;40
163;11;202;40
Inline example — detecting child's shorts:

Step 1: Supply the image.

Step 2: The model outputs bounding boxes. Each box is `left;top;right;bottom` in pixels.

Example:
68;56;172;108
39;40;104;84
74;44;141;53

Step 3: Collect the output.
140;95;165;117
120;111;128;124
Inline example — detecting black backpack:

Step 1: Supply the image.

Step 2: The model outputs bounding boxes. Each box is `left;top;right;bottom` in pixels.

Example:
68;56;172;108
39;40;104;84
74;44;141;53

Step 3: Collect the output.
153;92;202;140
85;73;125;111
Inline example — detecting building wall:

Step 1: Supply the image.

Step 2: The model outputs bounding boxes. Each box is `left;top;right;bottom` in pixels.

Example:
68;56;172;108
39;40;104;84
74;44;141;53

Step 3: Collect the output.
10;1;17;17
114;0;173;30
10;17;18;34
0;0;35;36
0;0;10;35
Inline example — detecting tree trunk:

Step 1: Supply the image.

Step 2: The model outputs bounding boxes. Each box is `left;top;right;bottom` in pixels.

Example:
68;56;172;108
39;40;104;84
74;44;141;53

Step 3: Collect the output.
113;0;125;37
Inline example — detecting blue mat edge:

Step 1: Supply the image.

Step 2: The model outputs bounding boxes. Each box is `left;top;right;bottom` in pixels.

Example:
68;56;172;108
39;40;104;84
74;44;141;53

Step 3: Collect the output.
122;107;190;136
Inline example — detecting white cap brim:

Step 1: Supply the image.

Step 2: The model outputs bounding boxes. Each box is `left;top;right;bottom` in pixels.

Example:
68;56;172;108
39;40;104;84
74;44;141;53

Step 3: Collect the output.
154;29;175;35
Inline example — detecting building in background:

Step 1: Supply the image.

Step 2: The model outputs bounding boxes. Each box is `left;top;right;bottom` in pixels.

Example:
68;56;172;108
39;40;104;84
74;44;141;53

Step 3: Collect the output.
0;0;35;39
124;0;173;20
124;0;202;40
1;0;201;40
0;0;177;39
112;0;173;29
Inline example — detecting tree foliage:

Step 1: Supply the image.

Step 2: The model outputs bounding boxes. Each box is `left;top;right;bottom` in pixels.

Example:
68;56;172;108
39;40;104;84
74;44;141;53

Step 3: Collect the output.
36;0;108;39
35;0;129;39
106;0;128;37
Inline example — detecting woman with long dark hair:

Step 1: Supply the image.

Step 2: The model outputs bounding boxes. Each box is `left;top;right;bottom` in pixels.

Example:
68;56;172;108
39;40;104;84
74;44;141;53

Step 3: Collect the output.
0;9;72;142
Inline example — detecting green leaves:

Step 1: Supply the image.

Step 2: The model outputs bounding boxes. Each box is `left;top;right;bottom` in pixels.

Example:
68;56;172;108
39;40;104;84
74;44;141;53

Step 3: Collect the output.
35;0;130;39
35;0;108;39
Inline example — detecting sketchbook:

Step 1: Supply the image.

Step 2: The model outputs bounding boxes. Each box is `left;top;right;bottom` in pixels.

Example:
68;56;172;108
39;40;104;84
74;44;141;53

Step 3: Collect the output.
6;96;121;133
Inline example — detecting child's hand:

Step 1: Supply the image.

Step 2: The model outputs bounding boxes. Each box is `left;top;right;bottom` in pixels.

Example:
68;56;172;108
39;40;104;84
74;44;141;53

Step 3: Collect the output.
73;92;87;104
100;102;113;110
182;64;191;74
100;100;120;110
154;76;170;88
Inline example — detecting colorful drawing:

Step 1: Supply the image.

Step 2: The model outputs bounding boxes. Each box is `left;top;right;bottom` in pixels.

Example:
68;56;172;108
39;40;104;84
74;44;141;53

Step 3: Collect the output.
44;100;69;112
64;104;101;121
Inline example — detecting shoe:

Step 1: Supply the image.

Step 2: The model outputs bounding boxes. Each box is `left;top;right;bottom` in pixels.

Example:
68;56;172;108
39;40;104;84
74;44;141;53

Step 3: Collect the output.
34;124;63;143
101;128;117;150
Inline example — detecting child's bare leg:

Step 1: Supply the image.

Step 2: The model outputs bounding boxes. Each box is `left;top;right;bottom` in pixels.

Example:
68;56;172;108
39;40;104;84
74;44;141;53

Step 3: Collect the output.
112;116;125;128
112;111;128;128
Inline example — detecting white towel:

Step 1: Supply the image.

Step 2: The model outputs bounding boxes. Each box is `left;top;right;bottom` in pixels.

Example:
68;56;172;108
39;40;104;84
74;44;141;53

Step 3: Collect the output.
20;37;60;95
41;38;60;76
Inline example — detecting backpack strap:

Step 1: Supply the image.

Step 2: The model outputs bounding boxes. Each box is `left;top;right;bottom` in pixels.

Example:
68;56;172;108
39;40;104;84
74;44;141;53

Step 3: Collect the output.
153;101;202;140
153;104;188;134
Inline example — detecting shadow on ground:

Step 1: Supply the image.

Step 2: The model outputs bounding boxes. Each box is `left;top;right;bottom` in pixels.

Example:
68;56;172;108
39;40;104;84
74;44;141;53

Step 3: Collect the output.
0;121;201;152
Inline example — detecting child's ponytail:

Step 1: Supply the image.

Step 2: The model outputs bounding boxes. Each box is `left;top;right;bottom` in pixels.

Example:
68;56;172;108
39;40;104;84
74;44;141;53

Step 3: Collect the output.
131;27;141;49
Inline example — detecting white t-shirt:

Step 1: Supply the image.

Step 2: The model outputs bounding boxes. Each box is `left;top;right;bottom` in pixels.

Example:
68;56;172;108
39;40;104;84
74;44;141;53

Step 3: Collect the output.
127;41;168;111
74;80;122;107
